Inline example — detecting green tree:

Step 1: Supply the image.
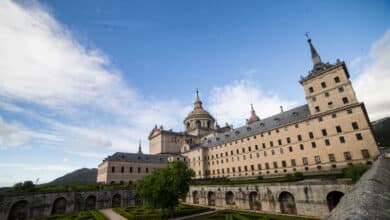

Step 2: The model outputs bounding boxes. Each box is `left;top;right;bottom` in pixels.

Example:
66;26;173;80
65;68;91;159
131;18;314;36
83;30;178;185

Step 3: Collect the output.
12;180;35;191
342;163;370;183
136;160;195;215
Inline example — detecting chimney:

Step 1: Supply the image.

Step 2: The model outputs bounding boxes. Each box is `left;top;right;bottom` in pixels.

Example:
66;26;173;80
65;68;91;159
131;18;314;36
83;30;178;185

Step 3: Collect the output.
280;105;284;113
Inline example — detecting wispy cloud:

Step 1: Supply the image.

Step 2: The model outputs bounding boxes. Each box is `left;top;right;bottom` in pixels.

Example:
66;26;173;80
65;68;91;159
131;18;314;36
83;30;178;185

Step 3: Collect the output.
208;79;297;127
353;29;390;120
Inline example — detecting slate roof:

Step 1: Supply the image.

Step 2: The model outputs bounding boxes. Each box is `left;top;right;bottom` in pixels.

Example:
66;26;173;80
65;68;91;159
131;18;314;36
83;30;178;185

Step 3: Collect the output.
105;152;169;163
200;104;311;147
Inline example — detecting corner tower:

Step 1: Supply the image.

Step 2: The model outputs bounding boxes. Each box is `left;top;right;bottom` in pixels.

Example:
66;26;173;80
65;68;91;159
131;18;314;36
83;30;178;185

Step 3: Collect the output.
300;36;358;115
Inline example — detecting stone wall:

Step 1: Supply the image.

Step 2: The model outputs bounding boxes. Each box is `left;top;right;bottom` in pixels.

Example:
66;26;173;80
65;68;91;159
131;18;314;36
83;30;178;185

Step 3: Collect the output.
326;156;390;220
0;189;140;220
186;179;351;218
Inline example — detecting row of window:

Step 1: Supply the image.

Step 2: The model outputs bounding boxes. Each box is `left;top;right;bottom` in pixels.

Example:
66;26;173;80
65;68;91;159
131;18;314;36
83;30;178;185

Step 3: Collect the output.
204;149;370;176
111;166;150;174
209;109;355;151
308;76;341;93
314;97;350;112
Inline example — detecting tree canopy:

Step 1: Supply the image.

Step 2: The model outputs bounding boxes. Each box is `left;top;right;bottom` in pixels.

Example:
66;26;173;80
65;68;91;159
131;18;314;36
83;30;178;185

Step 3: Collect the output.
136;160;195;212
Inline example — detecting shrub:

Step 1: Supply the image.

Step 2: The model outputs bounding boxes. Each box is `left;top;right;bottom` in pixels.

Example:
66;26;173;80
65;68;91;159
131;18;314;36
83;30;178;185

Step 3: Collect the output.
342;163;370;183
294;172;304;179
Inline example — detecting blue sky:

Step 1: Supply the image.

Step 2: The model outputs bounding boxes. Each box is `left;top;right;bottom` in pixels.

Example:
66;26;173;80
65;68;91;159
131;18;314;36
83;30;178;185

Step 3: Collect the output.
0;0;389;186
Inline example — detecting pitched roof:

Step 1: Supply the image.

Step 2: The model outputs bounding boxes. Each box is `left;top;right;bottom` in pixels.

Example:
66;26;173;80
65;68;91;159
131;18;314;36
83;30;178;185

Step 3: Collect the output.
199;104;310;147
105;152;169;163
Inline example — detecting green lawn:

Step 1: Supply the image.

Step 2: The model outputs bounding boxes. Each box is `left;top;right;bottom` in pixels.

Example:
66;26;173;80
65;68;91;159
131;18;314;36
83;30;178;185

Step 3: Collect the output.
31;210;109;220
113;204;213;220
185;210;318;220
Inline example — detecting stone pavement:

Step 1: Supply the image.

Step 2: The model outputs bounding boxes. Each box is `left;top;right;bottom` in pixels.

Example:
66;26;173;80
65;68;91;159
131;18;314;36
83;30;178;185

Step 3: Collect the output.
100;209;127;220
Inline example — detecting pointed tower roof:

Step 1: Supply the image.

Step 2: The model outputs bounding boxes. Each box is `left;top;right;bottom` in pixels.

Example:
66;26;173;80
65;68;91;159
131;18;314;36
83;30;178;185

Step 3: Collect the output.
246;104;260;125
138;140;143;154
184;89;215;122
304;33;334;75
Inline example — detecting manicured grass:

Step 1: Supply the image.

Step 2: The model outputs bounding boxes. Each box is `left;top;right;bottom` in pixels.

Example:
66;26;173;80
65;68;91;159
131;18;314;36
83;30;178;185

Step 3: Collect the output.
185;210;318;220
191;173;345;186
113;204;213;220
31;210;109;220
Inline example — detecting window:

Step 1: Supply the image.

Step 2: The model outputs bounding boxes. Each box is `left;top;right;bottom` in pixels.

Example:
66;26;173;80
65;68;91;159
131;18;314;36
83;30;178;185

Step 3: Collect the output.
336;126;342;133
244;166;248;171
295;123;299;128
324;92;329;97
352;122;359;130
321;82;327;88
332;113;337;118
300;144;304;150
146;168;149;173
242;148;245;153
328;101;333;108
347;109;353;114
325;139;330;146
264;151;267;156
342;97;349;104
338;87;344;92
282;160;287;168
297;135;302;141
255;145;258;150
315;106;320;112
232;167;236;173
236;149;239;154
111;166;115;173
248;146;252;151
287;137;291;144
344;152;352;160
309;87;314;93
309;132;314;139
121;166;124;173
280;148;284;154
361;149;370;159
270;141;273;147
251;165;254;171
339;136;345;143
265;163;270;169
257;164;262;170
328;154;336;162
312;96;316;102
129;167;133;173
291;159;296;167
278;139;282;145
231;150;233;155
311;142;317;148
271;150;275;155
138;167;141;173
262;143;266;149
334;76;340;83
256;152;260;158
289;146;293;152
322;129;328;136
273;161;278;168
319;116;323;122
315;155;321;164
302;157;308;165
356;133;363;140
238;166;242;172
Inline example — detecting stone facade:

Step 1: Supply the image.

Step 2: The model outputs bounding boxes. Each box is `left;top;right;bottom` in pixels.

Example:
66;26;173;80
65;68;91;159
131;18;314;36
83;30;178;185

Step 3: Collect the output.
0;189;141;220
186;180;351;218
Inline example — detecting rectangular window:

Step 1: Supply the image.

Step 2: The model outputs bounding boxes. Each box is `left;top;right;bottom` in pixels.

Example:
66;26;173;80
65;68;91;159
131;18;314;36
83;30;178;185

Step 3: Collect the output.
315;155;321;164
356;133;363;140
309;132;314;139
264;151;267;157
321;82;327;88
278;139;282;145
146;168;149;173
227;168;230;173
138;167;141;173
347;109;353;114
361;149;370;159
265;163;270;169
129;167;133;173
332;113;337;118
315;106;320;112
289;146;293;152
325;139;330;146
336;126;342;133
258;164;262;170
251;165;254;171
231;150;233;155
287;137;291;144
242;148;245;153
262;143;266;149
342;97;349;104
352;122;359;130
297;135;302;141
328;154;336;162
344;152;352;160
319;116;323;122
291;159;296;167
244;166;248;171
232;167;236;173
270;141;273;147
255;145;258;150
302;157;308;165
309;87;314;93
111;166;115;173
271;150;275;155
311;142;317;148
300;144;304;150
339;136;345;143
273;161;278;168
121;166;124;173
322;129;328;136
282;160;287;167
280;148;284;154
339;87;344;92
236;149;239;154
312;96;316;102
295;124;299;128
324;92;329;97
248;146;251;151
238;166;242;172
334;76;340;83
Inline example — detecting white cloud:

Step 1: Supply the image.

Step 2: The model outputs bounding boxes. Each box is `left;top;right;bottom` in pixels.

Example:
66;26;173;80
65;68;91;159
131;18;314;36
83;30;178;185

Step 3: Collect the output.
0;1;187;153
0;163;77;172
208;80;297;127
66;151;107;159
353;29;390;120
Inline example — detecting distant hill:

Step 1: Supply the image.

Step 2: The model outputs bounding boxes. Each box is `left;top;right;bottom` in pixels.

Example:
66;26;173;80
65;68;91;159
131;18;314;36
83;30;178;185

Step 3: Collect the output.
46;168;97;186
371;117;390;147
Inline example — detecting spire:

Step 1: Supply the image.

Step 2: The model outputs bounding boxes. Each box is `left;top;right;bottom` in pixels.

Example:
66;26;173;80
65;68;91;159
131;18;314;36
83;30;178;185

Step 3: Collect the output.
138;140;142;154
194;88;203;109
247;103;260;124
305;32;322;68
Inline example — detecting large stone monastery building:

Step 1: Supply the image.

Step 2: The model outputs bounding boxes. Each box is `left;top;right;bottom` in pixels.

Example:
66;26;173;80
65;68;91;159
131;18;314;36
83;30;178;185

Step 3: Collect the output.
97;38;379;184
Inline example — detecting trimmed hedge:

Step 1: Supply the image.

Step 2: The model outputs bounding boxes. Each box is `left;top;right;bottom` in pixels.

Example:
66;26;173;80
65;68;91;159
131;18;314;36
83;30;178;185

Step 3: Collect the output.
186;210;318;220
113;204;213;220
31;210;109;220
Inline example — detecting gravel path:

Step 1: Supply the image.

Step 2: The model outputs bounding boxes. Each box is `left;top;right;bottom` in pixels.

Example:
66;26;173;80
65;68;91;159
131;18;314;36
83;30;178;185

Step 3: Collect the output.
100;209;127;220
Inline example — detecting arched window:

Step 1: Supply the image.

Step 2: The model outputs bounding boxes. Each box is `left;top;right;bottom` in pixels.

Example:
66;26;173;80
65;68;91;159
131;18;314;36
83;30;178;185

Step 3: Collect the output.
327;191;344;211
279;191;296;214
196;120;201;128
225;191;235;205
